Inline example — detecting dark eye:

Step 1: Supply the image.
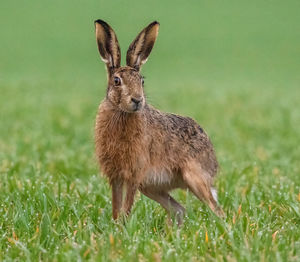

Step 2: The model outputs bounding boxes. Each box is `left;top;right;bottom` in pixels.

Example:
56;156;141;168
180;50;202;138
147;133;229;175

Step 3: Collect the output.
114;76;121;86
141;78;145;85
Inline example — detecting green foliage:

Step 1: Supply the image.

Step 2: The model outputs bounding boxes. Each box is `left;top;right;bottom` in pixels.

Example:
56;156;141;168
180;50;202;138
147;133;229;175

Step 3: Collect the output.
0;0;299;261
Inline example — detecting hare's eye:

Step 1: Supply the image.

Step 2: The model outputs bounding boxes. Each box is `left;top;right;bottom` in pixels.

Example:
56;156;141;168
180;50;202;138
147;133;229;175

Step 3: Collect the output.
114;76;121;86
141;78;145;85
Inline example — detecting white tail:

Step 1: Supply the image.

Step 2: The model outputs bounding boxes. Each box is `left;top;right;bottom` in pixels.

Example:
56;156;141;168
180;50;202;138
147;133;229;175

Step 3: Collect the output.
211;187;218;202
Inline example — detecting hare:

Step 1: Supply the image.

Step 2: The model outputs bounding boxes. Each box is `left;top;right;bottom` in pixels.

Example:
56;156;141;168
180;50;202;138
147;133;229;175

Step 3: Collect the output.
94;19;223;224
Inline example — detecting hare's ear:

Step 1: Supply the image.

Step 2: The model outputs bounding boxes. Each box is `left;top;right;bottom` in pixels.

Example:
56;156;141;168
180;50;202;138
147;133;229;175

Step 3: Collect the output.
95;20;121;75
126;21;159;71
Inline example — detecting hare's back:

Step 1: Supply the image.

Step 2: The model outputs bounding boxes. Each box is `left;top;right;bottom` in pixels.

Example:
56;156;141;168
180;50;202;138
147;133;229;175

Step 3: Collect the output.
165;113;211;148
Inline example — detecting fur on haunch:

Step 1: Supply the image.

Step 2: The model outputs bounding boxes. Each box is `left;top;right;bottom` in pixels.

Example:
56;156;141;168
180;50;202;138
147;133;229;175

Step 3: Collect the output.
94;19;223;224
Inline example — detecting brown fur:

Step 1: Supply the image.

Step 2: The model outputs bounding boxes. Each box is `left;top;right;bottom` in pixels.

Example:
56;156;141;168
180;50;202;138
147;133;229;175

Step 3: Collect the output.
94;20;223;224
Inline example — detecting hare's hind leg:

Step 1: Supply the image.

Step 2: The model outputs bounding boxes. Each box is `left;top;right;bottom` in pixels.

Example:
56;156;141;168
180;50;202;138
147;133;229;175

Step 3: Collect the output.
111;178;124;220
182;167;224;217
140;188;185;225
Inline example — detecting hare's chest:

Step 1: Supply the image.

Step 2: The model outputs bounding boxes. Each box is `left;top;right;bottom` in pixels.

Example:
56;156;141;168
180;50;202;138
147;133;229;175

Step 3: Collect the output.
95;108;150;177
96;128;149;174
98;131;141;158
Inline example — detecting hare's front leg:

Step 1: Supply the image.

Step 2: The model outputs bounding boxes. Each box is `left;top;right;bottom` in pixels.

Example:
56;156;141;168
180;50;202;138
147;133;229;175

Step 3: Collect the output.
123;182;138;216
111;178;123;220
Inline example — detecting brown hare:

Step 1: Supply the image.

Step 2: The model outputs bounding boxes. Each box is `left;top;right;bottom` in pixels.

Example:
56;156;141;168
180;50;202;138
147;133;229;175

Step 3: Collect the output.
94;19;223;224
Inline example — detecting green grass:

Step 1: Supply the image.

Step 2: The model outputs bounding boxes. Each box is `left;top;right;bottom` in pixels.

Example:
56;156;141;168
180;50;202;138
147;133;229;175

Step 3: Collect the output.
0;0;300;261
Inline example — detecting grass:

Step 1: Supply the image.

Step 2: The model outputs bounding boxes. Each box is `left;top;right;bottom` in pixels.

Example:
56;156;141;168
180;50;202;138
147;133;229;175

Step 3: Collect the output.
0;0;299;261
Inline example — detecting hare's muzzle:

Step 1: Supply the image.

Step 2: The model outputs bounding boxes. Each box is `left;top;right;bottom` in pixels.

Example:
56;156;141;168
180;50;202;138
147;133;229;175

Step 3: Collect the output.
131;97;143;111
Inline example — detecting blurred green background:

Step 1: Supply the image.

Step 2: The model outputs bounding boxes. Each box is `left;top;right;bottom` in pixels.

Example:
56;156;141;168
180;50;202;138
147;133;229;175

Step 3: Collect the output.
2;0;300;83
0;0;299;260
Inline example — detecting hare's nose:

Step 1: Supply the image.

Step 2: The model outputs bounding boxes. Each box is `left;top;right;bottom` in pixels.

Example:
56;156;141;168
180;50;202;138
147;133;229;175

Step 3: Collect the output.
131;97;142;105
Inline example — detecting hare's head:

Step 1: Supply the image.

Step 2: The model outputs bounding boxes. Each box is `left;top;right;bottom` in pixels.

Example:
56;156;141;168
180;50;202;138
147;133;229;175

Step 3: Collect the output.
95;20;159;113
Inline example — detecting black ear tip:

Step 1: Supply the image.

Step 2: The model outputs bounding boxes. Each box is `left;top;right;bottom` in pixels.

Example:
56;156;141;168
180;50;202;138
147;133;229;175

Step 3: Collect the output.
152;21;160;26
94;19;107;26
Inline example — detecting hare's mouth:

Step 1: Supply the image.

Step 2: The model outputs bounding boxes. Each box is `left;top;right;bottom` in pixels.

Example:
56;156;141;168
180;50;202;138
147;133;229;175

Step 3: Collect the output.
119;103;143;113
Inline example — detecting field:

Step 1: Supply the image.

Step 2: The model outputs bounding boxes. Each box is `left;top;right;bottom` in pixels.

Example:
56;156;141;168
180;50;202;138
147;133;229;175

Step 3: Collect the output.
0;0;299;261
